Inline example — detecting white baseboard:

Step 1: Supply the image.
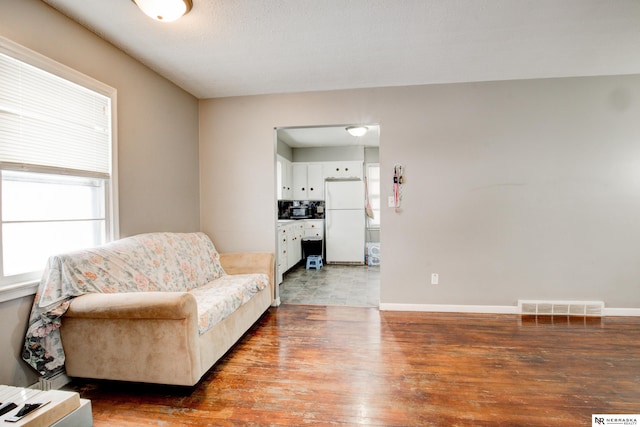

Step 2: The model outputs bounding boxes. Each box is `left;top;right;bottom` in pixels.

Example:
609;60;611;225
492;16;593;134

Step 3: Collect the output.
379;303;518;314
603;307;640;316
379;303;640;317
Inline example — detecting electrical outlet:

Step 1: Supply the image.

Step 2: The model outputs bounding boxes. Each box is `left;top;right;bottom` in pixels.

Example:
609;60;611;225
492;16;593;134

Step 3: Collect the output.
430;273;439;285
388;196;395;207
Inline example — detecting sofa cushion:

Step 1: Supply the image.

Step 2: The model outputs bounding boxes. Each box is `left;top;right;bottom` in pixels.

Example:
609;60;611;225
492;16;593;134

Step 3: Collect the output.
189;273;269;334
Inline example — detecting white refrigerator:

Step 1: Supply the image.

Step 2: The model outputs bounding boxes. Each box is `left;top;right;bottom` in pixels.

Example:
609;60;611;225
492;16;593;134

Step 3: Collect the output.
325;179;366;264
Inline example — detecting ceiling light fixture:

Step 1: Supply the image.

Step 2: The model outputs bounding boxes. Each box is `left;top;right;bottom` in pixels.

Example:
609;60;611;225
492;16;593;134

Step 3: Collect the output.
132;0;193;22
346;126;368;137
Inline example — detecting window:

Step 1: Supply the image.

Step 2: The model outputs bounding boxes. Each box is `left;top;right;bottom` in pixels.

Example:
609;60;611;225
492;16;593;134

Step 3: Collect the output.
366;163;380;229
0;38;117;290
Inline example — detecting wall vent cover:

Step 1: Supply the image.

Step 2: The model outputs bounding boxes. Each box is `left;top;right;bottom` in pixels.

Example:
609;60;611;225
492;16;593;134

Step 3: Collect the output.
518;300;604;317
38;372;71;391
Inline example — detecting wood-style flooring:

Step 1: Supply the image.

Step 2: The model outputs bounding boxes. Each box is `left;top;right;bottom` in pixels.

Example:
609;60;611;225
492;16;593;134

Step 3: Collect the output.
67;305;640;426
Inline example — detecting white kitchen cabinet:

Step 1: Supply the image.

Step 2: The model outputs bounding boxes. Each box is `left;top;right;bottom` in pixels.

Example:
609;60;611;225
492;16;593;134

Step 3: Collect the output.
284;160;293;199
304;219;324;238
292;163;324;200
286;222;304;270
292;163;307;200
277;221;302;283
276;224;288;284
323;161;363;180
277;155;293;200
277;220;324;283
307;164;324;200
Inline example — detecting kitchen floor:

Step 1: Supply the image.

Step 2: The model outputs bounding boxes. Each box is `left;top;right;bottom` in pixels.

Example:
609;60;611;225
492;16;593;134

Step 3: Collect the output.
279;262;380;307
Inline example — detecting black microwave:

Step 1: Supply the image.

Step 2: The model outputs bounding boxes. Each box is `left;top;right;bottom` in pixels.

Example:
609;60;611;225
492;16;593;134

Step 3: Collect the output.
290;206;311;218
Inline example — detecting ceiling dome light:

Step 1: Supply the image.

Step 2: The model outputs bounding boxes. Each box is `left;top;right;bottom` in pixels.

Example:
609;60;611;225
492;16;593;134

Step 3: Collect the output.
132;0;193;22
346;126;368;137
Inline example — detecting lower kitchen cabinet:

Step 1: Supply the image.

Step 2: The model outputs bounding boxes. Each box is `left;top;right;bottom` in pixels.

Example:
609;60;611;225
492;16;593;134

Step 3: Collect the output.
304;219;324;238
276;219;324;284
276;225;288;284
287;221;304;270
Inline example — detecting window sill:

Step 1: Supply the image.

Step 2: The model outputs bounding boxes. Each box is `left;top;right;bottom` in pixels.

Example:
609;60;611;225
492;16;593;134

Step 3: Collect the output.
0;281;39;303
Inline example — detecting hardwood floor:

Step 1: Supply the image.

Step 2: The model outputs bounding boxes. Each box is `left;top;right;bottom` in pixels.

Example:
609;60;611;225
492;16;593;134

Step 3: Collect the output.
67;305;640;426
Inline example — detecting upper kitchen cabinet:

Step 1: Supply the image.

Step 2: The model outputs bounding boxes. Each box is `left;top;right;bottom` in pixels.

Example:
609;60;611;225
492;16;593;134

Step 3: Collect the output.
292;163;324;200
277;155;293;200
323;161;363;180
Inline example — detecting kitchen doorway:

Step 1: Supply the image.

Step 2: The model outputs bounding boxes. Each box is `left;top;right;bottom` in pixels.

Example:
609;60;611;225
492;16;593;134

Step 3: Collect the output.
274;124;380;307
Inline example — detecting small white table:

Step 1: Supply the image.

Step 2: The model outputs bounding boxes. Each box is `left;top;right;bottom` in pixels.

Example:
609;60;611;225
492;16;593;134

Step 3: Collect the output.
0;386;92;427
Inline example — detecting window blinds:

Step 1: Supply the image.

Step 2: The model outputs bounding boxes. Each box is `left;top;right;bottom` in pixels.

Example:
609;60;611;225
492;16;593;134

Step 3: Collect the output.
0;52;111;177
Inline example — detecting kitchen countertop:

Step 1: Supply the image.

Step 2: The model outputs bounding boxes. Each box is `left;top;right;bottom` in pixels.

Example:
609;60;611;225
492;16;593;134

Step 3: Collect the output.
277;219;295;224
277;218;325;225
278;218;324;221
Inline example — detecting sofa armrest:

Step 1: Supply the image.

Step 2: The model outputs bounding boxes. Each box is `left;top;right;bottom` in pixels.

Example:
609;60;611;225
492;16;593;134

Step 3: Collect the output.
65;292;197;319
61;291;201;386
219;252;275;302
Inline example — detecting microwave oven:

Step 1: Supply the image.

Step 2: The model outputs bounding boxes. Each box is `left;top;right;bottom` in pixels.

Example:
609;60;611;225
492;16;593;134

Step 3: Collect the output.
290;206;311;219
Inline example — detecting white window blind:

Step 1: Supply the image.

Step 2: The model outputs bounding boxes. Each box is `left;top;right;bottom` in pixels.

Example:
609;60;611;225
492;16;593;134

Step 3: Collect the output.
0;38;117;297
0;52;111;177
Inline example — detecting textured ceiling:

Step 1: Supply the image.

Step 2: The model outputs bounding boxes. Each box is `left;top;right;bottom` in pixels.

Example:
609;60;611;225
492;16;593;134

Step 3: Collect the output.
42;0;640;99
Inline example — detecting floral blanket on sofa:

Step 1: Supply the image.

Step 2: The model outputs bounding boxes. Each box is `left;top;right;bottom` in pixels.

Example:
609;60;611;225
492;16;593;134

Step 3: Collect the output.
23;232;228;375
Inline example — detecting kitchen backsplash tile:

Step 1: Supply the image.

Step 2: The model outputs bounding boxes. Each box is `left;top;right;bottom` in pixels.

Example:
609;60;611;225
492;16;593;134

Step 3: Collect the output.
278;200;325;219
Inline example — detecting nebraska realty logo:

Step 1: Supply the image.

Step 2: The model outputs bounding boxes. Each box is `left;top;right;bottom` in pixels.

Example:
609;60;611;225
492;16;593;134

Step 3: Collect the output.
593;415;640;426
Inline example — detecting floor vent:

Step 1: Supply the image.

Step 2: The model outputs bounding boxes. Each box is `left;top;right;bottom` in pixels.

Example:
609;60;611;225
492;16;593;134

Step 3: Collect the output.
518;300;604;317
38;371;71;390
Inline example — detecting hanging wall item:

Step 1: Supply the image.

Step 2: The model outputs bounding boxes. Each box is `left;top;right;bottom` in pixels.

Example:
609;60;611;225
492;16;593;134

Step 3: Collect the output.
392;164;404;212
365;177;374;219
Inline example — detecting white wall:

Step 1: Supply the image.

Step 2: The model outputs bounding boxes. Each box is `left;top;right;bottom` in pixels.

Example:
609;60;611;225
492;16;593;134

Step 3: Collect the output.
292;145;365;162
0;296;39;387
200;75;640;310
276;140;293;161
365;147;380;163
0;0;200;386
